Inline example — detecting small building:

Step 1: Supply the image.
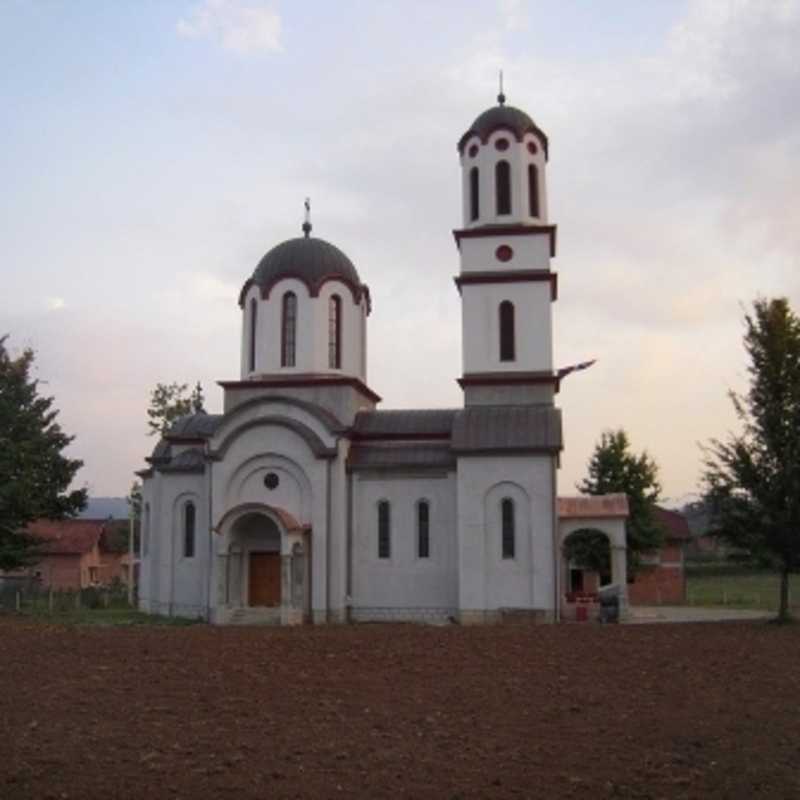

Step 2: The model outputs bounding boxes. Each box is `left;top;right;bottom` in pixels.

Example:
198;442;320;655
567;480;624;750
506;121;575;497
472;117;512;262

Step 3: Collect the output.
21;519;133;590
627;507;690;605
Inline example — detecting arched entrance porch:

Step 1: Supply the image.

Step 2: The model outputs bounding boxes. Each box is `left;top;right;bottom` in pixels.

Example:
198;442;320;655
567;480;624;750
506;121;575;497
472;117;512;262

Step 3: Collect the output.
215;503;310;625
557;495;629;622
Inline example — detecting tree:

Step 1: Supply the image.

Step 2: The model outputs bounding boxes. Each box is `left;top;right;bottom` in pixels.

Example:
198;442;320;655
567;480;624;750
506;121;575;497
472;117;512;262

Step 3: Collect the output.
0;336;87;570
703;298;800;623
578;429;664;574
146;381;204;437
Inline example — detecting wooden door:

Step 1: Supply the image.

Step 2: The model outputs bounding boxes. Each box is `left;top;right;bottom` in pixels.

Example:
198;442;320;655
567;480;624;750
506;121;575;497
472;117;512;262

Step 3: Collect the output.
249;552;281;607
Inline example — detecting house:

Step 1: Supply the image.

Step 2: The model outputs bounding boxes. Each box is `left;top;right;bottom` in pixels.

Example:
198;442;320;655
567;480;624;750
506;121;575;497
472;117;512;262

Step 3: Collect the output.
22;519;133;590
627;506;691;605
136;89;628;625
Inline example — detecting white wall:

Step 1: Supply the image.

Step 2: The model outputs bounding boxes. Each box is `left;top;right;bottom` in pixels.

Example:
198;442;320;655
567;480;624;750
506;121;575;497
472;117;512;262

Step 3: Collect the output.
460;130;548;228
351;472;458;618
240;279;367;380
456;455;556;614
458;233;552;274
138;470;210;619
461;281;553;374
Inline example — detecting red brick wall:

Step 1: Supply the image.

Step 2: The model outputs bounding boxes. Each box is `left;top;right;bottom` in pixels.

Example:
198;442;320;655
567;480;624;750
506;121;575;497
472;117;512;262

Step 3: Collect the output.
36;555;83;590
628;564;685;605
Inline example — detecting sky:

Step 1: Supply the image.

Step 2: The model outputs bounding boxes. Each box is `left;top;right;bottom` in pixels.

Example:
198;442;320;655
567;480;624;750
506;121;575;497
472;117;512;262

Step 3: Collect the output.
2;0;799;504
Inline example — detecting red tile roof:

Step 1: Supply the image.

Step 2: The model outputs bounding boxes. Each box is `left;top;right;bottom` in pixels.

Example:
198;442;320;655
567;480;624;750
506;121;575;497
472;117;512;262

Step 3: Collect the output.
654;507;692;541
27;519;106;555
557;494;629;519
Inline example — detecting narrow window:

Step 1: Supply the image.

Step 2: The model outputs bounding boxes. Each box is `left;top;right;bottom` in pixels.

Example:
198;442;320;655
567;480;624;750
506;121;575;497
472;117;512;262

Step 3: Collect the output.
184;502;195;558
417;501;430;559
501;498;515;559
469;166;479;221
378;501;391;559
496;160;511;215
499;301;515;361
528;164;539;217
328;294;342;369
248;298;257;372
281;292;297;367
142;503;150;557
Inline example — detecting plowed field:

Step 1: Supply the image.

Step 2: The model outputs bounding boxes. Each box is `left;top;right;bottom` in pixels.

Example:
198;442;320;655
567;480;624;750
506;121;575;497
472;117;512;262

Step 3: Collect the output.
1;616;798;799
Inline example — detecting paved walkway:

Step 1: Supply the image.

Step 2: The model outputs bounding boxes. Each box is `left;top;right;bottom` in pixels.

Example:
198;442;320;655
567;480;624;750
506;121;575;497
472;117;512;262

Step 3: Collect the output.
626;605;773;624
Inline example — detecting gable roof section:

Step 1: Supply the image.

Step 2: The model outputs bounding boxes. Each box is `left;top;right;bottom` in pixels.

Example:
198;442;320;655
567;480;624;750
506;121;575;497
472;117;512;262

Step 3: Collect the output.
27;519;106;555
352;409;458;439
654;506;692;541
348;443;456;471
451;406;562;454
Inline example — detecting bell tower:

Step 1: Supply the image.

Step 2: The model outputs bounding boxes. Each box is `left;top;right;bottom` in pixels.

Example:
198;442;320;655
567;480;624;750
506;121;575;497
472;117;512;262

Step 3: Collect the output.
454;90;558;406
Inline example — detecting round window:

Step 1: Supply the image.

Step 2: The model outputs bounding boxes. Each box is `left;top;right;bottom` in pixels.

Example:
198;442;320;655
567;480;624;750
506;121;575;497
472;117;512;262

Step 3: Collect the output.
468;144;479;158
527;141;538;155
264;472;280;490
495;138;510;151
495;245;514;263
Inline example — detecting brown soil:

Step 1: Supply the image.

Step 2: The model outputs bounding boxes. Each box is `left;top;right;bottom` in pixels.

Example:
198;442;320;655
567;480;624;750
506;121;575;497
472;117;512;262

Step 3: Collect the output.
1;617;799;799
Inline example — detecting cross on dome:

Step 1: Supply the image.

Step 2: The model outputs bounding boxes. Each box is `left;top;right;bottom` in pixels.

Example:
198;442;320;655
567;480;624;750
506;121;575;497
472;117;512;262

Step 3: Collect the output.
302;197;312;238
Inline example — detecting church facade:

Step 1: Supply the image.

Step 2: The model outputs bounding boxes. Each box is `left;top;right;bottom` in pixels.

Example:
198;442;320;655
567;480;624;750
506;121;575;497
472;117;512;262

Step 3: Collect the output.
137;94;629;625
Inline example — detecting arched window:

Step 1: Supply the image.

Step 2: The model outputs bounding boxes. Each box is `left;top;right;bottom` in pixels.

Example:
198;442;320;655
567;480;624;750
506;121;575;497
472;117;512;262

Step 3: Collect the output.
501;498;515;559
469;166;479;221
142;503;150;557
496;160;511;215
499;301;515;361
377;500;391;559
281;292;297;367
248;298;257;373
417;500;430;559
528;164;539;217
184;501;196;558
328;294;342;369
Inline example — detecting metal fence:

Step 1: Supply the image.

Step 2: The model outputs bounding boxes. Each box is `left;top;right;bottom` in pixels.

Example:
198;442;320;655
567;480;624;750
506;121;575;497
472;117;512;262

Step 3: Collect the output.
0;578;134;615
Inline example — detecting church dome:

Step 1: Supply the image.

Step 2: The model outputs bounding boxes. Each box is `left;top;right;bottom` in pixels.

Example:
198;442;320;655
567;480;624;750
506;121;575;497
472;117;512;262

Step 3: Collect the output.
252;235;361;291
457;99;549;159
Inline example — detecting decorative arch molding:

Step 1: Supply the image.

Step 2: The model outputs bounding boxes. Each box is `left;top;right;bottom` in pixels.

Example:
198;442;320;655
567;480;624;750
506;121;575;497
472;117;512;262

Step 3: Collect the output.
209;416;338;461
215;393;347;435
458;126;549;160
226;450;313;523
482;479;531;507
237;274;371;311
214;502;308;537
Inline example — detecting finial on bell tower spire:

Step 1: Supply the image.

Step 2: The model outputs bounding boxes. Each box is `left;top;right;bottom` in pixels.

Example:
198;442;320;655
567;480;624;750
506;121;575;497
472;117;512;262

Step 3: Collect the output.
302;197;312;237
497;69;506;105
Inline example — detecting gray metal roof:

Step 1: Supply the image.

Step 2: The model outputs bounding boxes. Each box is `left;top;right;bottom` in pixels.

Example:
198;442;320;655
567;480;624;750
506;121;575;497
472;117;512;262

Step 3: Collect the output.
167;412;224;439
159;448;206;473
252;236;361;291
348;443;456;471
352;409;459;438
458;102;549;157
451;405;562;453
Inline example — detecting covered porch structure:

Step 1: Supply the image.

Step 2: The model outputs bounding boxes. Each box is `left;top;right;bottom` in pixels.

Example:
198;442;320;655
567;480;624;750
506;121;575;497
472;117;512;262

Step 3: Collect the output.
557;494;629;622
213;503;310;625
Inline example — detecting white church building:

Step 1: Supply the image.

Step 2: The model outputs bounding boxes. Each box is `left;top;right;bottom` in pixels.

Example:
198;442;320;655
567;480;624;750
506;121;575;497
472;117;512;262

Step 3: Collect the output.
137;92;630;625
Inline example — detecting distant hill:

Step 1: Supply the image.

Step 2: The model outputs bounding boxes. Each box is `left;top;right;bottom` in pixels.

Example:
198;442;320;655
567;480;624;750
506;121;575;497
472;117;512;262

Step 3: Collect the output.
79;497;129;520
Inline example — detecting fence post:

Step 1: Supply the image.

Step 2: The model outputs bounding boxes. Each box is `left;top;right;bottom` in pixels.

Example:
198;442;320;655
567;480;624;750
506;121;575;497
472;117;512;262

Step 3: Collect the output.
15;590;21;612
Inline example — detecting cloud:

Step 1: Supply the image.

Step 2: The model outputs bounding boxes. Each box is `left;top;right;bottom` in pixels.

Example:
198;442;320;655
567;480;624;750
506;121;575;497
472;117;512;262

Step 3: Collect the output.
45;297;65;311
176;0;282;55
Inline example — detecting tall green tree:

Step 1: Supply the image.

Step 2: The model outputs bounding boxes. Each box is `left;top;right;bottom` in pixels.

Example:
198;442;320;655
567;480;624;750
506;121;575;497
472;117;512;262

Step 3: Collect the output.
703;298;800;623
146;381;204;437
578;429;664;573
0;336;87;570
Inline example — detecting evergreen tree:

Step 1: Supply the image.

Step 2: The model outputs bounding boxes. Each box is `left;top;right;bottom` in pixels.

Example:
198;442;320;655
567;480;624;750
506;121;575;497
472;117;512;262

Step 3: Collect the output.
0;336;87;570
578;429;663;573
703;298;800;623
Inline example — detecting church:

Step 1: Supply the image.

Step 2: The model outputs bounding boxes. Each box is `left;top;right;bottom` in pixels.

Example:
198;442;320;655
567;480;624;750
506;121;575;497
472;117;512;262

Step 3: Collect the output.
137;91;630;625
